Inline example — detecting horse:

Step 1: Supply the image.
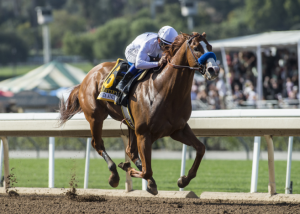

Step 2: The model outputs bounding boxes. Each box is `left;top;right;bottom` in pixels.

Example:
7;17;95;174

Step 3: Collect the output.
59;32;220;195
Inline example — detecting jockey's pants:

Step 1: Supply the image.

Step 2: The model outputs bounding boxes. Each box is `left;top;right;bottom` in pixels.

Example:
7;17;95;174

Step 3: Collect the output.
127;62;139;75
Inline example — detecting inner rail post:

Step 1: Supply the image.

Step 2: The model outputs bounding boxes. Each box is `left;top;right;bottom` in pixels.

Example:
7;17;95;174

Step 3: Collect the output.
49;137;55;188
121;135;133;192
0;139;3;186
285;136;293;194
180;144;187;191
250;136;261;193
264;135;276;196
0;137;9;189
84;138;91;189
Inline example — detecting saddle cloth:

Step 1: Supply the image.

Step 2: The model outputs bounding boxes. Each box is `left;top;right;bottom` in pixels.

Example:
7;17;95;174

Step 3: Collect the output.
97;58;129;102
97;58;149;130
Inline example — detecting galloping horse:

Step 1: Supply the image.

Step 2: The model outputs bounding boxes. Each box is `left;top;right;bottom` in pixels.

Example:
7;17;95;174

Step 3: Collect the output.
59;32;219;195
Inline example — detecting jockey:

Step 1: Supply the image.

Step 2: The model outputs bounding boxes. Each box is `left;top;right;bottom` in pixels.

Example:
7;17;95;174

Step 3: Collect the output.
116;26;178;94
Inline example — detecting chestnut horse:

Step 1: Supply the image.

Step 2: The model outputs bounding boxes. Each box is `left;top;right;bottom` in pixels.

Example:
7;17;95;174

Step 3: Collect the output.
59;32;219;195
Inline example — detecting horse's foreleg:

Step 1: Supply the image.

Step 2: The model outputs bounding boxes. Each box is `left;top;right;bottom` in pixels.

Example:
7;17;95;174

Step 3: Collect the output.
89;119;120;188
136;134;157;195
119;129;157;194
118;133;157;195
171;123;205;188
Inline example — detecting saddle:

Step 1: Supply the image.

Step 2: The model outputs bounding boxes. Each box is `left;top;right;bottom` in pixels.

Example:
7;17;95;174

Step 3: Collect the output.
97;58;150;129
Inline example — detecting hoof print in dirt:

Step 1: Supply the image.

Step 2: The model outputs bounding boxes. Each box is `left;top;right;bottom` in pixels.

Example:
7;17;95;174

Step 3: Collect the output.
66;189;106;203
8;190;19;197
66;187;77;200
76;195;106;203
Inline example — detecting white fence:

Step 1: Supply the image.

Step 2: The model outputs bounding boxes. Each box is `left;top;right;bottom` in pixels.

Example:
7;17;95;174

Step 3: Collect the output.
0;109;299;195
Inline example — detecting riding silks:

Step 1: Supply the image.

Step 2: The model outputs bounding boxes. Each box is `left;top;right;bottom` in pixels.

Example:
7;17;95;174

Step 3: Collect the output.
97;58;149;130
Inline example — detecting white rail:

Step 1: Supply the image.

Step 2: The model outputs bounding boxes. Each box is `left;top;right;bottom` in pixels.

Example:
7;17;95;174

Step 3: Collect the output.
84;138;91;189
48;137;55;188
0;109;298;195
251;137;261;193
285;137;294;194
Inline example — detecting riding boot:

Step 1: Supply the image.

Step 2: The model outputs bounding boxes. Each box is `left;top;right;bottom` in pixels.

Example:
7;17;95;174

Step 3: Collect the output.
116;71;134;94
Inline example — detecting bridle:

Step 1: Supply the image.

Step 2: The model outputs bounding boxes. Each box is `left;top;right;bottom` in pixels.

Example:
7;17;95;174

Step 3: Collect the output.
168;34;206;75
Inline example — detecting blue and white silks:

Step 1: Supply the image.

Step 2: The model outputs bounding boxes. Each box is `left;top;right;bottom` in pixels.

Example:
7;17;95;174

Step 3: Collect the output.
127;62;140;75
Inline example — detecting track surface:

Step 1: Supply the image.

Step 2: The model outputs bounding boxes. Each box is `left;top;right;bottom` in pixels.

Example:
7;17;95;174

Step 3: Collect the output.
0;193;300;214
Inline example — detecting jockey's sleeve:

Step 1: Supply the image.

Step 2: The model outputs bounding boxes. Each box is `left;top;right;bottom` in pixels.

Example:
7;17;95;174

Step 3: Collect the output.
135;41;159;69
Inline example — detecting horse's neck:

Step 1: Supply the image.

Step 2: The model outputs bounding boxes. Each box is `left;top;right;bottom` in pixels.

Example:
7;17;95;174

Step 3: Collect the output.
159;42;195;101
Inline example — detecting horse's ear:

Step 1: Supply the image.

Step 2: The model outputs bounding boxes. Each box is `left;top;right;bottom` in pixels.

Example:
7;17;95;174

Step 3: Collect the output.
202;32;206;38
182;33;190;38
192;32;199;36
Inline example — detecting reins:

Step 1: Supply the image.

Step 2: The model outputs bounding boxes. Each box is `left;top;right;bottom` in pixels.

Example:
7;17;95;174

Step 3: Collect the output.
168;34;205;75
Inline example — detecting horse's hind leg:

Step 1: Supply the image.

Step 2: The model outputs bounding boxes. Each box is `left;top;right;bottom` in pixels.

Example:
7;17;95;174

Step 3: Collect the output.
78;62;120;188
119;129;157;195
87;116;120;188
170;123;205;188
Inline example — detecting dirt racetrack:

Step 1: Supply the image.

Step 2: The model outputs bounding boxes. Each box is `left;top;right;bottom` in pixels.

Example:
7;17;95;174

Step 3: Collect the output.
0;193;300;214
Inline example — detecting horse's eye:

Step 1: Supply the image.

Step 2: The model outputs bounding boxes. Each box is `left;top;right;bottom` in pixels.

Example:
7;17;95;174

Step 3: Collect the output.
193;47;199;52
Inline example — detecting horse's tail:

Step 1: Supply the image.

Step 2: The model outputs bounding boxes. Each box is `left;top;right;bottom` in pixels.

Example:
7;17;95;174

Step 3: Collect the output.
59;84;82;126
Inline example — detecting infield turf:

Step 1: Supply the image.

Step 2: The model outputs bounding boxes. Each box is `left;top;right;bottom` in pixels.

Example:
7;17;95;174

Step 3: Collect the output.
4;159;300;196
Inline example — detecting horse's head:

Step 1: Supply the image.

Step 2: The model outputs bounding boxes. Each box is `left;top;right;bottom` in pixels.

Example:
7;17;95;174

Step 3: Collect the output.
185;32;220;81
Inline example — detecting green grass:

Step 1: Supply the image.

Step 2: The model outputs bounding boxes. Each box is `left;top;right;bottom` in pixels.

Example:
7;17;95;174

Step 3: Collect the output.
5;159;300;196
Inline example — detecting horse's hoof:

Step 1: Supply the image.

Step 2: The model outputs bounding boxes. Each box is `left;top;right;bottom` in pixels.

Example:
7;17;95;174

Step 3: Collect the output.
118;161;131;171
177;175;190;188
146;186;158;195
108;172;120;188
146;178;158;195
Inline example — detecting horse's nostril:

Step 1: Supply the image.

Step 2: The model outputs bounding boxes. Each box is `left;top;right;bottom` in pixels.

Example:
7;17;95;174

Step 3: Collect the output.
207;67;215;74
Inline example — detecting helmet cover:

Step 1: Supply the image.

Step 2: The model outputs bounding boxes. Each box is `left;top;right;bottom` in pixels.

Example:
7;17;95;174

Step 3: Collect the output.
158;26;178;45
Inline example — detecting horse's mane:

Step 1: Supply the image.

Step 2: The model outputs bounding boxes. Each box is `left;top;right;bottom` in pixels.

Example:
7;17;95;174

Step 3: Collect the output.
163;33;191;62
163;32;205;62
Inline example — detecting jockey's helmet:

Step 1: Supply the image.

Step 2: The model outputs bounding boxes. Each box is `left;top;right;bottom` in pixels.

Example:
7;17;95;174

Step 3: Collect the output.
158;26;178;46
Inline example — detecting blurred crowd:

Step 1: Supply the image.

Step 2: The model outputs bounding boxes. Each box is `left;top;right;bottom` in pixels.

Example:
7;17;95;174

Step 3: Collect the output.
191;47;299;110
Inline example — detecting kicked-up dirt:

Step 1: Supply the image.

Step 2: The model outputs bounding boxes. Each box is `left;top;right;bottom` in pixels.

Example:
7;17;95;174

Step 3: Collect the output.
0;193;299;214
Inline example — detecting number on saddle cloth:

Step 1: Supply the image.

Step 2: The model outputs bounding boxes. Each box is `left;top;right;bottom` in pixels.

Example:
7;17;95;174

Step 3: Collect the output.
97;59;130;103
